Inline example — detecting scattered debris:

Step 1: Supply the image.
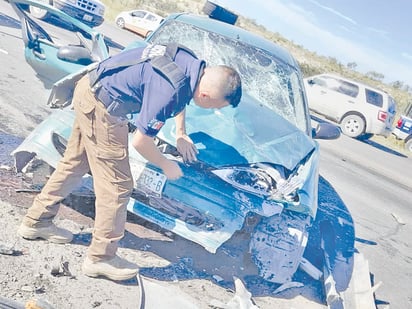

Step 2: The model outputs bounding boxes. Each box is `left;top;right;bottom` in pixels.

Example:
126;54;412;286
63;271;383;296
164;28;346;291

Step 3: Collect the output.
212;274;224;283
299;257;322;280
0;242;22;256
0;164;13;171
50;256;75;278
341;253;379;309
25;298;56;309
273;281;304;294
210;277;259;309
164;231;173;237
391;213;406;225
323;261;342;306
321;238;343;307
21;285;33;292
15;187;42;193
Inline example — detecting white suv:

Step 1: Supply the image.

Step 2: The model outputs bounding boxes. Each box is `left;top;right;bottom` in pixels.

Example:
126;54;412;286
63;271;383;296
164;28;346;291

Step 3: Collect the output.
304;73;396;138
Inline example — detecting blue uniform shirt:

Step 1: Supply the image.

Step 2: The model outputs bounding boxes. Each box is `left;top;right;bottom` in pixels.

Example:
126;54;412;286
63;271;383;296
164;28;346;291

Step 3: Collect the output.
96;46;205;137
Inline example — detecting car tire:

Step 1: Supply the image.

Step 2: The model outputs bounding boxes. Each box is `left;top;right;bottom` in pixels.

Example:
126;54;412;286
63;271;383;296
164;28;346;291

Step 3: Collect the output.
202;0;238;25
405;138;412;153
116;17;125;29
29;0;52;20
340;114;365;138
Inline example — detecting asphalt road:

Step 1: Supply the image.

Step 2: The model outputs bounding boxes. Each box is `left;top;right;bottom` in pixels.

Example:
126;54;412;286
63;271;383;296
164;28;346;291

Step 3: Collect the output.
1;2;411;308
317;135;412;309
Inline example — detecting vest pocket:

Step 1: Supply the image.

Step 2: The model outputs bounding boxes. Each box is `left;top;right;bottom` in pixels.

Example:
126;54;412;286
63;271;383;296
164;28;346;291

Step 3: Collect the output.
76;96;96;115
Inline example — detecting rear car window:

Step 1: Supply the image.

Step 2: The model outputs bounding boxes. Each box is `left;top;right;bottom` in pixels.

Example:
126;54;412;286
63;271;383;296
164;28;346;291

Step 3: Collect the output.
365;89;383;107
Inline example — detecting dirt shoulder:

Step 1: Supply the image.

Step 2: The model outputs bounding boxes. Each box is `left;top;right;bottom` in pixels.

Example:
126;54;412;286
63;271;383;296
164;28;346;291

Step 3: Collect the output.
0;162;325;309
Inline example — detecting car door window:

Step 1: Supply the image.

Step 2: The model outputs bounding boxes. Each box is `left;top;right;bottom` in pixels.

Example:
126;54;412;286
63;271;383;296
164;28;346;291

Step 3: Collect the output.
132;11;146;18
365;89;383;107
147;14;158;22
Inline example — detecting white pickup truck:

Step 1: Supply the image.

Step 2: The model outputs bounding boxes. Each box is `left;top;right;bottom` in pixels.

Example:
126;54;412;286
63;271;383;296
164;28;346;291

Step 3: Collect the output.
29;0;105;27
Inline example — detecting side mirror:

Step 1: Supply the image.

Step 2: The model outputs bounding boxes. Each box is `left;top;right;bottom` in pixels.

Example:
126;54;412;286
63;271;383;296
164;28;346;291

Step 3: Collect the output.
57;45;93;65
312;122;341;140
307;79;314;85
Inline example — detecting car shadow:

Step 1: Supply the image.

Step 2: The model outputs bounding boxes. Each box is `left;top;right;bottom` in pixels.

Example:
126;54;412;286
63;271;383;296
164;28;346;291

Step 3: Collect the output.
0;12;21;29
62;174;374;306
311;114;408;158
355;137;408;158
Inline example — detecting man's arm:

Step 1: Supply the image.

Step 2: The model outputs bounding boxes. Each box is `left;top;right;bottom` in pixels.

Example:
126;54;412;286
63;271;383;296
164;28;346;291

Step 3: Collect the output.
175;109;198;162
132;130;183;180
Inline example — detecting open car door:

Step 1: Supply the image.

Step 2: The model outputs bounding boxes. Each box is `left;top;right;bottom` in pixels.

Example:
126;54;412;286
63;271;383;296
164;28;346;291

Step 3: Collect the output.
9;0;110;83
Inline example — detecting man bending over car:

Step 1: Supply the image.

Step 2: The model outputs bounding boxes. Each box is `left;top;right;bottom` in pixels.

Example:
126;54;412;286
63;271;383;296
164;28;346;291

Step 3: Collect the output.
17;43;242;281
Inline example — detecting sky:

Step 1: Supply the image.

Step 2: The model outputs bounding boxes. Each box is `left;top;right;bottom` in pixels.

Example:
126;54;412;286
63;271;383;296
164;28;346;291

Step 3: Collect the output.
214;0;412;87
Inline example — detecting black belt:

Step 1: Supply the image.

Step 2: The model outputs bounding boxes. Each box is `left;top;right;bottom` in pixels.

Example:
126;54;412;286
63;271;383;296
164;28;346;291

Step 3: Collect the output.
93;85;141;118
94;85;113;109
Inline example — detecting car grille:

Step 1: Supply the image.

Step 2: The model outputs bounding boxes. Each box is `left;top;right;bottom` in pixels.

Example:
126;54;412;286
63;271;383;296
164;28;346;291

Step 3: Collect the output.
132;190;224;231
77;0;97;13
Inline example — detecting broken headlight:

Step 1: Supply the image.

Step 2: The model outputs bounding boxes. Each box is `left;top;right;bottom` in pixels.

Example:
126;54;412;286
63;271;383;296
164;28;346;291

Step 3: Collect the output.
212;163;305;203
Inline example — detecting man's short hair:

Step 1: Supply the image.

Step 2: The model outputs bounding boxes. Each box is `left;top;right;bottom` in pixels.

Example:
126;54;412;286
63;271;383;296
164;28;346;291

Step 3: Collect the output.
219;65;242;107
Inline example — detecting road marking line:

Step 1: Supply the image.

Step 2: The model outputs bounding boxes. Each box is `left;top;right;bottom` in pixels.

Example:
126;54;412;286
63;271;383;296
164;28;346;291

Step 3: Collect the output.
0;48;8;55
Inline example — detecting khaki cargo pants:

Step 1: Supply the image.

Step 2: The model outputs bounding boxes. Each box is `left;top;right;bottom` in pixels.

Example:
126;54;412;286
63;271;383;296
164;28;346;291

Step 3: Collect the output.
22;75;133;262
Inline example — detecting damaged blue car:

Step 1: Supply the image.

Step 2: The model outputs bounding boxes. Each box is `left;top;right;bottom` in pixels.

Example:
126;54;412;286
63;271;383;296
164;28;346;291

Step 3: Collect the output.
10;0;341;284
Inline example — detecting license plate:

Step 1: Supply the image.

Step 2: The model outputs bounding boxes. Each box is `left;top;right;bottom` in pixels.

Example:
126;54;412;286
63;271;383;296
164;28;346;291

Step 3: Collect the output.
135;168;166;196
83;14;93;22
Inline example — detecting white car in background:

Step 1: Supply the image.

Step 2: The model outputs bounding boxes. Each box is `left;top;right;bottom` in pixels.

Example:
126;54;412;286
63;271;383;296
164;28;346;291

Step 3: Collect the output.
115;9;164;38
304;73;397;139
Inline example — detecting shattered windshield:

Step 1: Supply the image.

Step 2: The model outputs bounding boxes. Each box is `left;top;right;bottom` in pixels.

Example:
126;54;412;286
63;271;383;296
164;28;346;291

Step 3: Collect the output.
150;20;308;132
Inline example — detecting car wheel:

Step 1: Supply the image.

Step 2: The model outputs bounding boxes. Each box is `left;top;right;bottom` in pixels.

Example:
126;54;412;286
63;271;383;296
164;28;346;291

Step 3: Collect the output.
405;138;412;153
116;17;125;28
29;0;52;20
340;114;365;138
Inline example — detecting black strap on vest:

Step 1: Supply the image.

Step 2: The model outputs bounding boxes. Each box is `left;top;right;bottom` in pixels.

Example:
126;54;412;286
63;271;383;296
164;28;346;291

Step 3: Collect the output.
89;43;196;89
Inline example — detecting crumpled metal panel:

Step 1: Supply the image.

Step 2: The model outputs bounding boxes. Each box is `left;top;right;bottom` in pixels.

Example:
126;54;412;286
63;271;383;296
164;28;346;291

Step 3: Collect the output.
250;211;310;283
12;109;75;172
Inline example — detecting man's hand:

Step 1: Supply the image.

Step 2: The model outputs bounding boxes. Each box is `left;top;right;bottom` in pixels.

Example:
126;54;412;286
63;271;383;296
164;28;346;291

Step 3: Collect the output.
160;159;183;180
174;109;197;163
176;134;198;163
132;130;183;180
